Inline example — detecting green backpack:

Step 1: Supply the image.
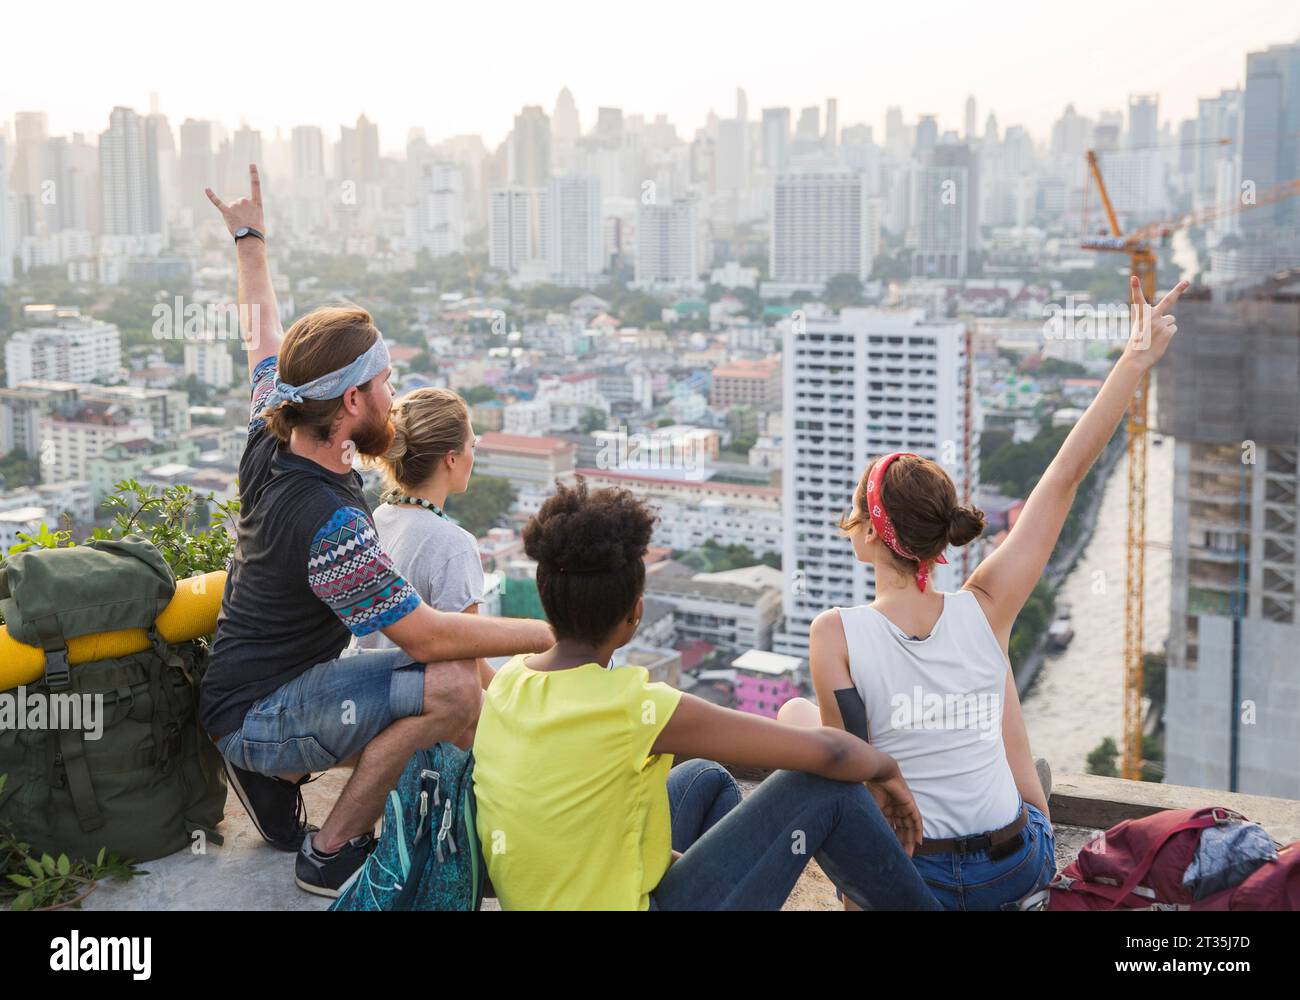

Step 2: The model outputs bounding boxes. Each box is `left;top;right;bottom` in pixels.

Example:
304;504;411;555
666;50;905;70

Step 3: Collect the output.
0;535;226;862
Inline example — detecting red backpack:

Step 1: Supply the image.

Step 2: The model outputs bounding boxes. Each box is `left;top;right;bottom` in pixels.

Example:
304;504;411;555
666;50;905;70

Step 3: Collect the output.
1048;806;1297;911
1196;840;1300;911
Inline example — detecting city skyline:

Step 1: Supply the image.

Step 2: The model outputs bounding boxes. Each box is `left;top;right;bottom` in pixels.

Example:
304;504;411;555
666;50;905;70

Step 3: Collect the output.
4;1;1298;151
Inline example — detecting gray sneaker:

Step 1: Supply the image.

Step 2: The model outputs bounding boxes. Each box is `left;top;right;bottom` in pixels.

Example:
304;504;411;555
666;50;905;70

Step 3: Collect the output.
1034;756;1053;801
295;831;377;898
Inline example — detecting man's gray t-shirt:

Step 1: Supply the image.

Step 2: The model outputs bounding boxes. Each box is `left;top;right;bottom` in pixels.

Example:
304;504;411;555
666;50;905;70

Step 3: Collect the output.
350;503;484;652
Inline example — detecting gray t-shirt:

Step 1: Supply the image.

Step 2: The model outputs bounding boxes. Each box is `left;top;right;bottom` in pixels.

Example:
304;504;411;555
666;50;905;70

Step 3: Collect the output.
350;501;485;652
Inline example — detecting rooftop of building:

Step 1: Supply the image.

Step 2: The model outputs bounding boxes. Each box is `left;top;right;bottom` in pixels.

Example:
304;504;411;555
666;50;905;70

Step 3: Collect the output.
477;431;576;456
73;770;1300;911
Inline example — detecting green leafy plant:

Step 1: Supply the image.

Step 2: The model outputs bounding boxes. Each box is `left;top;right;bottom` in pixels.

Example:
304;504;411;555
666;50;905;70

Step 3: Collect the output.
0;775;142;911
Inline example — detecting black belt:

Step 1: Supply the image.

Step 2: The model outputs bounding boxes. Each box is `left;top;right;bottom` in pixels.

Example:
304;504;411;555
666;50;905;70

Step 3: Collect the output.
914;805;1029;860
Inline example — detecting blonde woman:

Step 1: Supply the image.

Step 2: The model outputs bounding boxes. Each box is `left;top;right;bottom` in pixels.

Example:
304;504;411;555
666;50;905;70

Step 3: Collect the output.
352;389;489;689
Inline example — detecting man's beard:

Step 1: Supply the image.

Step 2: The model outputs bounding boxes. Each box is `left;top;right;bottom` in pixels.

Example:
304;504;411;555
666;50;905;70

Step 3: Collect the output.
350;406;395;458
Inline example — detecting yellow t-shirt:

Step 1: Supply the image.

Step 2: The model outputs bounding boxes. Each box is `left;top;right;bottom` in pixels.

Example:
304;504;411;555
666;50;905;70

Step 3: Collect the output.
473;654;683;910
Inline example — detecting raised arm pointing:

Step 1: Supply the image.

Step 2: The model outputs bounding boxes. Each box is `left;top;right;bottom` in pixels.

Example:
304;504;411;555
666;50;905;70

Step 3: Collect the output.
964;275;1188;644
206;164;284;377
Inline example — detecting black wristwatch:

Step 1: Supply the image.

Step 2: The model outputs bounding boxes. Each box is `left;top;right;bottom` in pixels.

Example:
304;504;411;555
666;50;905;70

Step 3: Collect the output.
234;226;265;243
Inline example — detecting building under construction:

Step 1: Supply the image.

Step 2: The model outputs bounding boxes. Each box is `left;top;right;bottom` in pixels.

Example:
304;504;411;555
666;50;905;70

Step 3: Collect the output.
1156;268;1300;799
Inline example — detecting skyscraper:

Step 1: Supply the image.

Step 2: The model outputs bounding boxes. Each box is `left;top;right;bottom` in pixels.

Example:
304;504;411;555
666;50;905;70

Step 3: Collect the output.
227;125;263;195
716;118;748;193
770;172;876;291
411;162;464;257
915;115;938;158
909;144;978;279
338;114;381;184
1157;280;1300;799
885;106;908;159
180;119;217;219
776;308;976;658
540;174;603;288
99;106;164;239
509;106;551;188
1240;40;1300;232
634;198;699;290
762;108;791;175
0;138;14;285
1127;93;1160;149
289;125;327;231
12;112;48;237
488;186;537;272
552;87;581;144
1194;89;1241;207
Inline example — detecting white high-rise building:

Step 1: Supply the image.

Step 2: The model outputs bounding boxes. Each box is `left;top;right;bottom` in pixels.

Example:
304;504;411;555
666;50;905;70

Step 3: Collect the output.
509;106;551;188
488;186;538;272
184;340;235;389
770;171;876;293
179;119;217;220
634;198;699;290
411;162;464;257
0;138;14;285
776;308;977;659
762;108;791;175
99;107;165;240
716;118;748;193
5;312;122;387
540;175;603;288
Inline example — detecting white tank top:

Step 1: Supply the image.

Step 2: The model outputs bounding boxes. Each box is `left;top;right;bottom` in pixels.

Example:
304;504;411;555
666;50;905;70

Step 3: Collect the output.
837;589;1022;840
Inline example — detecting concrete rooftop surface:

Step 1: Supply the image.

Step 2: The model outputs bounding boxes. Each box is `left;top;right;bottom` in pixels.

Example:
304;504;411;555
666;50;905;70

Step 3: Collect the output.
78;768;1299;911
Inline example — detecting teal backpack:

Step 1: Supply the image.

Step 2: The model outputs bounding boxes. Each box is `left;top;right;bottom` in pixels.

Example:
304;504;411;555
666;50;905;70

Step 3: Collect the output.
330;742;484;911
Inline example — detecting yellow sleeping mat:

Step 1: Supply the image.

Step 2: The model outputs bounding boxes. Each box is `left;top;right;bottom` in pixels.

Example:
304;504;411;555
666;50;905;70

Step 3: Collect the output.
0;570;226;689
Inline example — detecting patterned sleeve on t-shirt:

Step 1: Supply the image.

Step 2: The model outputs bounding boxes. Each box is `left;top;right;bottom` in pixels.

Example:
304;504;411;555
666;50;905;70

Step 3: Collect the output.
249;355;278;433
307;506;421;636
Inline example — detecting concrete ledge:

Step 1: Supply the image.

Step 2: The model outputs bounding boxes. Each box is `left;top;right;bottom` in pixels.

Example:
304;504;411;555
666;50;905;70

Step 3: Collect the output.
78;767;1297;910
1050;772;1300;844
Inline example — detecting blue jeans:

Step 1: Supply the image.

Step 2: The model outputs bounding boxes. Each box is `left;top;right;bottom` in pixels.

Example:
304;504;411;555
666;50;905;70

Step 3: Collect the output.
215;647;426;776
909;802;1056;911
651;760;942;910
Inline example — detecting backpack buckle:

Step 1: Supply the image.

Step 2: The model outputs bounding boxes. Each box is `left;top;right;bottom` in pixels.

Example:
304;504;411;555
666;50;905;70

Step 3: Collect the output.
44;649;72;690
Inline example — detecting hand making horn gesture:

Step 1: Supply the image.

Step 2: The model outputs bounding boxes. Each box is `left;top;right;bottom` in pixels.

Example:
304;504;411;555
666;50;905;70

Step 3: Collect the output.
1125;275;1189;369
205;163;266;239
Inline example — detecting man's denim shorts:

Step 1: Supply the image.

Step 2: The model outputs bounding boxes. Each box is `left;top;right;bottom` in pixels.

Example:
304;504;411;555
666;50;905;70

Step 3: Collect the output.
215;647;426;776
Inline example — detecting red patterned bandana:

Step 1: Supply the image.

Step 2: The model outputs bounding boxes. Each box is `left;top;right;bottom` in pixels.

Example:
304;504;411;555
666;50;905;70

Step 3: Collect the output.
864;452;947;592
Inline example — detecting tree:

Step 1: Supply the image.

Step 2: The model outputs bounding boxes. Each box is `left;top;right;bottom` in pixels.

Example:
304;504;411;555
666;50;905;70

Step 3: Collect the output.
1086;737;1120;778
579;408;607;434
1036;358;1088;378
459;385;498;405
444;475;515;538
0;449;40;491
823;273;865;309
173;373;214;406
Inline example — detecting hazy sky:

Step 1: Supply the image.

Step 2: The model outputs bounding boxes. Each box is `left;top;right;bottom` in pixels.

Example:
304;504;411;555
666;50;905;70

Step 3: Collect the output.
5;0;1299;152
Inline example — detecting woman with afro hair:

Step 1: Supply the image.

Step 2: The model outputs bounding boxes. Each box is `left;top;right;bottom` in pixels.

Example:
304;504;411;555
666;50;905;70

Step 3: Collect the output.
470;478;941;911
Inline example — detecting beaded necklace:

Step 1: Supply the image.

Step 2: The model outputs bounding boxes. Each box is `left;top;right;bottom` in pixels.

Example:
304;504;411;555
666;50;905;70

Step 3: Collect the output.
382;489;450;521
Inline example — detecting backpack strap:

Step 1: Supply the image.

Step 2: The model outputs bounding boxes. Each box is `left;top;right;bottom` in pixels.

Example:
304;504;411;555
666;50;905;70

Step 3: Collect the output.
55;727;104;833
30;609;72;690
1102;813;1224;909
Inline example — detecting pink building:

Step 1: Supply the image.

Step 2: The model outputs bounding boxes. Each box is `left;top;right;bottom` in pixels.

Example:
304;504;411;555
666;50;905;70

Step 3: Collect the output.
729;650;803;719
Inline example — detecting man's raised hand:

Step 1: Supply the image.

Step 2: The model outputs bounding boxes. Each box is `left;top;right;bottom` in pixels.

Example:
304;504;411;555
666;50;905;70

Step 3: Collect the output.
205;164;265;239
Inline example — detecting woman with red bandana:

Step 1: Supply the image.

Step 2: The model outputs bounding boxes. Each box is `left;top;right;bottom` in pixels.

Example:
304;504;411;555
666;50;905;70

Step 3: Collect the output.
781;276;1188;910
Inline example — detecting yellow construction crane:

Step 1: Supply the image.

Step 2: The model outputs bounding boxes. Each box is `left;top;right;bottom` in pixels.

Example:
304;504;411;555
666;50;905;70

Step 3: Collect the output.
1081;150;1154;780
1081;151;1300;780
